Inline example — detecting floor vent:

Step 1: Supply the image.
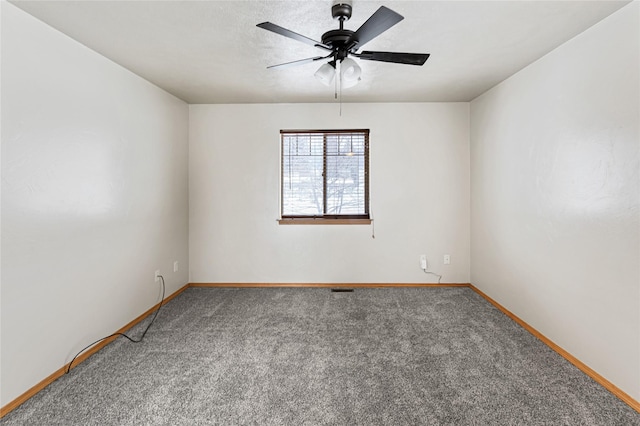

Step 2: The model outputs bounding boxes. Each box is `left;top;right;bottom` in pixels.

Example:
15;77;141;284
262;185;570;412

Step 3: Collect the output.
331;288;354;293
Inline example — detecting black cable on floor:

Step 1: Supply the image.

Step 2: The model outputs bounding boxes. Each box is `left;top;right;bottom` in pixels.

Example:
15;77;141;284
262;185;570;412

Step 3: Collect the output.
65;275;166;374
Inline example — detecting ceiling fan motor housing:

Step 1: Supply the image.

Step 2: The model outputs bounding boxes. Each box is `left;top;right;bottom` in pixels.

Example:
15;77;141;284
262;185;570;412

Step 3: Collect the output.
322;29;356;49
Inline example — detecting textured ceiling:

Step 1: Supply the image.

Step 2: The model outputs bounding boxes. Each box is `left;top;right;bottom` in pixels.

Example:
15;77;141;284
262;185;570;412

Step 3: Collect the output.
9;0;631;104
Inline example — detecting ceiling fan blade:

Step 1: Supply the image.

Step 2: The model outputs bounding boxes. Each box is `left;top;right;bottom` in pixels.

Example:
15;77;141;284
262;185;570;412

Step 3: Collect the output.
257;22;331;50
267;56;329;69
357;51;430;66
351;6;404;49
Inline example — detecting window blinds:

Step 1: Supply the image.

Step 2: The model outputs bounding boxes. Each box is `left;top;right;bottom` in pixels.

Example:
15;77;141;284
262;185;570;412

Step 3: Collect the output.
281;130;369;219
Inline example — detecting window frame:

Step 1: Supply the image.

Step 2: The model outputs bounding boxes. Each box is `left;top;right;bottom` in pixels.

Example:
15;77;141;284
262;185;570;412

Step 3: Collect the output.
279;129;371;225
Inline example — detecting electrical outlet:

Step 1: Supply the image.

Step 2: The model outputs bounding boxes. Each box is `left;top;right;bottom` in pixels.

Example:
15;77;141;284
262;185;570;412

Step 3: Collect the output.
420;255;427;270
155;270;161;282
444;255;451;265
173;261;179;272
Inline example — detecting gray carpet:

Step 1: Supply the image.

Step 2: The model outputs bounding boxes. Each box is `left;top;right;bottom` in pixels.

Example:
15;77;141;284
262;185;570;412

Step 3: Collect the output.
2;287;638;425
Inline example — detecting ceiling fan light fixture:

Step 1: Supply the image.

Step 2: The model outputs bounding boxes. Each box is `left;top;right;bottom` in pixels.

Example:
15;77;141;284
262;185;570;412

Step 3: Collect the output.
314;62;336;86
340;57;361;89
258;3;430;92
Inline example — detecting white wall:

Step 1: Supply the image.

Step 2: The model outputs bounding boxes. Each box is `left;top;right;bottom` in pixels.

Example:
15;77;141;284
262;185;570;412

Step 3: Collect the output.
189;103;470;284
1;2;189;405
470;2;639;401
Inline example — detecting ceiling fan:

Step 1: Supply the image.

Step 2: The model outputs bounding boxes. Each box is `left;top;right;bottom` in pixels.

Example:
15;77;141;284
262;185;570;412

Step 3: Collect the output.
256;2;430;88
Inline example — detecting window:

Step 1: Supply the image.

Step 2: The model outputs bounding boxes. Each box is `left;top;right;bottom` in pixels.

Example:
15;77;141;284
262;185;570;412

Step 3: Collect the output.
280;129;370;224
